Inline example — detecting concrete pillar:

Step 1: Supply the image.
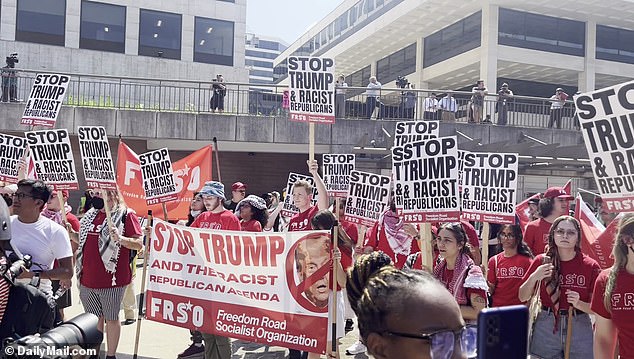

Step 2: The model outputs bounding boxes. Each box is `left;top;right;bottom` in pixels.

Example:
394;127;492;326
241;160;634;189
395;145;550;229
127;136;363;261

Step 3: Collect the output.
65;0;80;48
181;13;194;62
414;36;425;89
0;0;17;41
479;3;499;92
578;20;596;92
126;6;140;55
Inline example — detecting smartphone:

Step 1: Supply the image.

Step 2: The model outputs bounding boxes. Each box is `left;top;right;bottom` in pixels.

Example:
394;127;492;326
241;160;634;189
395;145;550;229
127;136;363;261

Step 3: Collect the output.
477;305;528;359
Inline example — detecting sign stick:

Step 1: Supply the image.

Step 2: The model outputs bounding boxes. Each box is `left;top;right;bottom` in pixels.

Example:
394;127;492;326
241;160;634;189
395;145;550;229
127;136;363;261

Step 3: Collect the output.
564;308;573;359
56;191;68;227
331;197;340;353
161;203;168;221
309;123;315;162
212;137;222;183
421;223;433;270
481;222;490;275
102;192;114;232
133;210;153;359
357;225;367;249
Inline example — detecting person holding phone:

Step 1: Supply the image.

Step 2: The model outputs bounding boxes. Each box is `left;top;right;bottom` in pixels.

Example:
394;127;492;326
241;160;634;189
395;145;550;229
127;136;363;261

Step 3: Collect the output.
591;213;634;359
487;224;534;307
519;216;600;359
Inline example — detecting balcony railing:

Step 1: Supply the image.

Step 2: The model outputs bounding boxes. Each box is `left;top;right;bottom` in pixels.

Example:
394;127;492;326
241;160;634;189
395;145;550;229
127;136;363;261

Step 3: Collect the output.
1;68;578;130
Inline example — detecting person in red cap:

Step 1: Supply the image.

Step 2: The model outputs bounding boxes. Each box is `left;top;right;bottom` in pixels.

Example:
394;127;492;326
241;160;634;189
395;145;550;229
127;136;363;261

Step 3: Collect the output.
524;187;573;255
223;182;246;212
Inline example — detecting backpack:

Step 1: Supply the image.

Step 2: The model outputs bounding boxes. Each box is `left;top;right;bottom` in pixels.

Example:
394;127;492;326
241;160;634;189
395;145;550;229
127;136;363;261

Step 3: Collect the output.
0;275;55;339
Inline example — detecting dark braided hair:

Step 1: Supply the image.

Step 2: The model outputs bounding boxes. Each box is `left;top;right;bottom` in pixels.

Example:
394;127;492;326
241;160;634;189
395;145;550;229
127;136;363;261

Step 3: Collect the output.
346;251;441;344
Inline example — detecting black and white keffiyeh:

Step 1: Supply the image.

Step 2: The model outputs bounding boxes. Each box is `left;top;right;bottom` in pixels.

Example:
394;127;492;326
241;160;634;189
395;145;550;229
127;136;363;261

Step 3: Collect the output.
76;207;127;286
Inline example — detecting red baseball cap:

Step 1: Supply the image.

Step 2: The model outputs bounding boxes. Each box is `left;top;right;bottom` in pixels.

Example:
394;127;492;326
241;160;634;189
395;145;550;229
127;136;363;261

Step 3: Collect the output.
543;187;573;200
231;182;247;191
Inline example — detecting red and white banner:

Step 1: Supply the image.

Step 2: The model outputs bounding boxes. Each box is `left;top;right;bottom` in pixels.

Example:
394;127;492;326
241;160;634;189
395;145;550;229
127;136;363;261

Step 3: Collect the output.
116;142;212;220
574;194;616;269
77;126;116;190
146;220;329;353
25;129;78;190
516;193;541;230
0;134;27;183
21;73;70;127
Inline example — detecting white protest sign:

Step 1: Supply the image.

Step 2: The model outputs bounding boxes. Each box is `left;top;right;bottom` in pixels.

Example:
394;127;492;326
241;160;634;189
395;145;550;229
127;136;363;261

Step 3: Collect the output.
281;172;317;218
343;170;390;227
25;129;78;190
139;148;178;205
460;152;518;224
394;120;439;146
0;134;27;183
392;136;460;223
322;154;355;198
21;73;70;127
77;126;116;190
288;57;335;124
576;80;634;212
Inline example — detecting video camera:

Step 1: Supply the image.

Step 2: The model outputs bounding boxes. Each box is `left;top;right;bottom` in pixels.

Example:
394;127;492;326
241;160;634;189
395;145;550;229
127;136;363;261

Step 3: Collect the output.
395;76;409;89
3;313;103;359
2;252;32;284
5;53;18;68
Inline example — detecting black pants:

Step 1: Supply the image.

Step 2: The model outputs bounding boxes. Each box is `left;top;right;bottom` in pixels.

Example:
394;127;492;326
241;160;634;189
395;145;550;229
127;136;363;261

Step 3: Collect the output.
548;108;563;129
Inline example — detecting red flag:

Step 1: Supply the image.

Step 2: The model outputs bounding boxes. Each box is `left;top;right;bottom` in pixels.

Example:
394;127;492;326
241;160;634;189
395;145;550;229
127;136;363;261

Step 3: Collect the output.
563;179;572;195
516;193;540;231
574;194;615;269
116;141;212;220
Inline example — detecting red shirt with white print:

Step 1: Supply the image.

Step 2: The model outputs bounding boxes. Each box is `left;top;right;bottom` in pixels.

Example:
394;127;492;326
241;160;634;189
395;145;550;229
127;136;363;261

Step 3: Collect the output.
487;253;533;306
191;210;240;230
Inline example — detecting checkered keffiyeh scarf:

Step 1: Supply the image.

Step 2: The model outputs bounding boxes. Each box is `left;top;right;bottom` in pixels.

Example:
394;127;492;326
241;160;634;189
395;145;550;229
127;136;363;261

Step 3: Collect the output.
76;208;127;286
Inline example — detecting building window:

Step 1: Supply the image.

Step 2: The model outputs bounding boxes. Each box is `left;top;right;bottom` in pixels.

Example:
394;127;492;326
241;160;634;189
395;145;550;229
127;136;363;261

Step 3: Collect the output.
194;17;234;66
246;50;277;59
498;8;585;57
377;43;417;83
139;9;181;60
16;0;66;46
250;69;273;78
597;25;634;64
245;59;273;68
80;1;125;53
423;11;481;67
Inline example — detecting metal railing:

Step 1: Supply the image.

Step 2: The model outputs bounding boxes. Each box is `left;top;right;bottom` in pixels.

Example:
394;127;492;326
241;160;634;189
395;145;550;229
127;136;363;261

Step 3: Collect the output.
1;68;578;130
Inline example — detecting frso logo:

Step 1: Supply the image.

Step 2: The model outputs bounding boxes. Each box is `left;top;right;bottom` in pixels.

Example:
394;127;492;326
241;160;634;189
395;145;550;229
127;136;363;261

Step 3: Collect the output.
150;298;204;327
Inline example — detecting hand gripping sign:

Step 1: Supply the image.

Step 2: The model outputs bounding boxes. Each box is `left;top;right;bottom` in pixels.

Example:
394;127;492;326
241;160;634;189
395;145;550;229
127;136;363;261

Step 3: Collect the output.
575;80;634;212
25;129;78;190
21;73;70;127
343;170;391;227
287;56;336;124
0;134;27;183
77;126;116;190
322;154;355;198
139;148;179;205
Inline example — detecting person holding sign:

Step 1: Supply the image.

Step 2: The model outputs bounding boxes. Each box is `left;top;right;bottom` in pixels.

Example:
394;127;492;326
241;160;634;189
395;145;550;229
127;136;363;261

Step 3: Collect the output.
591;213;634;359
75;189;143;359
235;194;268;232
486;224;534;307
346;251;478;359
519;216;600;359
432;223;488;321
524;187;573;255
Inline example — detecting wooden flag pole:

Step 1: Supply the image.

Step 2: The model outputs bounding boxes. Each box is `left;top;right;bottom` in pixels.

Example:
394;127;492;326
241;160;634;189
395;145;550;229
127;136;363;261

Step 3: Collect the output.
212;137;222;183
481;222;490;275
421;222;433;271
330;197;340;354
133;210;153;359
161;203;168;221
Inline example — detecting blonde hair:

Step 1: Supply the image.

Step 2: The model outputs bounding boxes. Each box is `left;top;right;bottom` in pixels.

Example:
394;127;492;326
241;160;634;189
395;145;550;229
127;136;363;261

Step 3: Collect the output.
604;213;632;311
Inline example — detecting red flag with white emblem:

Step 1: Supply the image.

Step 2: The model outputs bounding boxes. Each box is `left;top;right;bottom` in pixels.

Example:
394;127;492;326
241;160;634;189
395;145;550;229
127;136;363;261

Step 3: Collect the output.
574;194;616;269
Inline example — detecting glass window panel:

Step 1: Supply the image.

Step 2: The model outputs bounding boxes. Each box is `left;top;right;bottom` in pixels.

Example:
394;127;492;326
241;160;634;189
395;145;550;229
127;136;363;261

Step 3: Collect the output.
16;0;66;46
80;1;126;53
194;17;234;65
139;9;182;60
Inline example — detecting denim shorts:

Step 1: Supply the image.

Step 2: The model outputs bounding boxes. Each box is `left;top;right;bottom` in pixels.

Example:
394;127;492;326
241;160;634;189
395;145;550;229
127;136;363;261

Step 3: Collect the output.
529;310;593;359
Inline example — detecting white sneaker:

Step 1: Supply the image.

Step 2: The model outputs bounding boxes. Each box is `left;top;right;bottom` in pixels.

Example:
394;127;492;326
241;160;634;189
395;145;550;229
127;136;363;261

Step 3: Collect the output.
345;340;367;355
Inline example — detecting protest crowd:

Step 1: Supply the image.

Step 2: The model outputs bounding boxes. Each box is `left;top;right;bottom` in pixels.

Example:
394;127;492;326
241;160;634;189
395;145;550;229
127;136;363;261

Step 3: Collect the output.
0;66;632;359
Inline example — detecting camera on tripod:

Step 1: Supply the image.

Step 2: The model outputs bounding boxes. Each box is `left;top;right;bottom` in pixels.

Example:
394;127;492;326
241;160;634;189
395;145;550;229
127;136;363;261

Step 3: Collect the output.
5;53;18;68
395;75;409;89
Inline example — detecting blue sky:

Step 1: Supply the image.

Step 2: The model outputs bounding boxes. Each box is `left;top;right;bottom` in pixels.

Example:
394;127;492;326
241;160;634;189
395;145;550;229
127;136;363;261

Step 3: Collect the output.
246;0;343;45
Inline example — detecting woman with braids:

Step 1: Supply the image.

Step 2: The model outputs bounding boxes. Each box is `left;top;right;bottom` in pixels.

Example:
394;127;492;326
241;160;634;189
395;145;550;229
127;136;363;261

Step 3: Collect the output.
347;251;477;359
432;222;488;321
591;213;634;358
486;224;534;307
234;194;268;232
519;216;600;359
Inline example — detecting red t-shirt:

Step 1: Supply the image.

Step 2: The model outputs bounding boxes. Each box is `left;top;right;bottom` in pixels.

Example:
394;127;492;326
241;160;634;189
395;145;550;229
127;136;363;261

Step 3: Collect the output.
365;221;421;269
461;220;480;249
591;268;634;359
523;253;601;310
191;210;240;230
288;205;320;231
80;211;142;288
241;219;262;232
487;253;533;306
524;218;553;255
340;219;359;246
53;212;80;269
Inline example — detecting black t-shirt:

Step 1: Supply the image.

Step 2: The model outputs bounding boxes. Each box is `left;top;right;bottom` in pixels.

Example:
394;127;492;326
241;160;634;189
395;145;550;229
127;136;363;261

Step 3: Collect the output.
223;199;238;212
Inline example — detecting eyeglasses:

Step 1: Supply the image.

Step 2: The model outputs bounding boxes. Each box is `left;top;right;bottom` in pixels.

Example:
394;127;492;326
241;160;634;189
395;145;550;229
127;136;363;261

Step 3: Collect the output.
619;234;634;245
383;325;477;359
498;232;515;239
11;192;36;200
554;228;577;238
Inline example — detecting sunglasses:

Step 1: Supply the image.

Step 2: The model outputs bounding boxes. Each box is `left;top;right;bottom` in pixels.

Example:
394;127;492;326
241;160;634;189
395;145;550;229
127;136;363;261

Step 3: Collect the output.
11;192;36;200
383;324;477;359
